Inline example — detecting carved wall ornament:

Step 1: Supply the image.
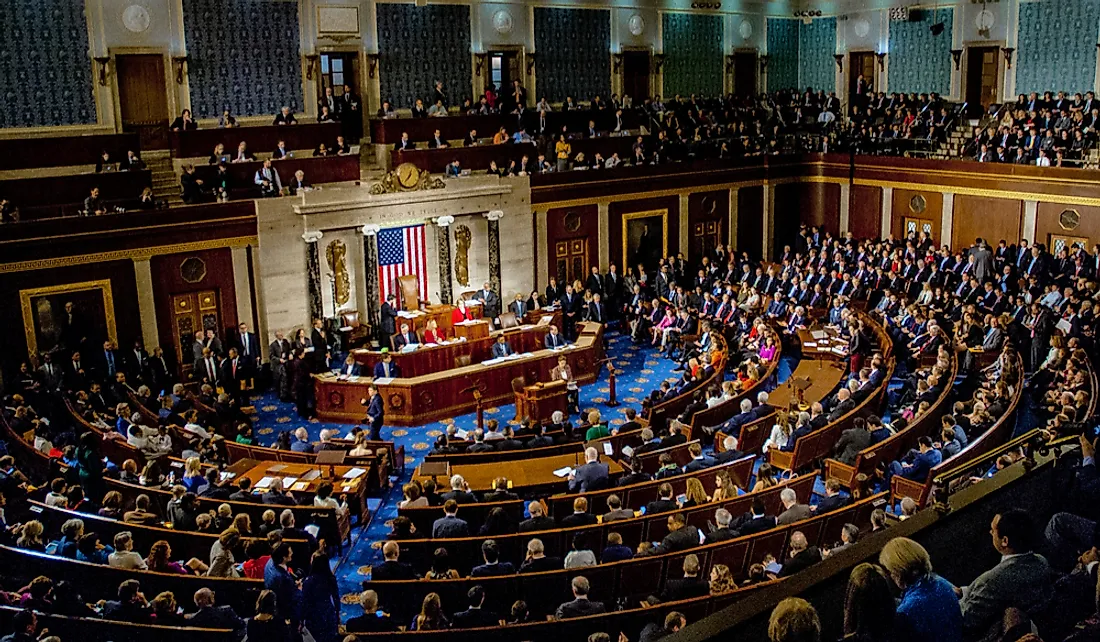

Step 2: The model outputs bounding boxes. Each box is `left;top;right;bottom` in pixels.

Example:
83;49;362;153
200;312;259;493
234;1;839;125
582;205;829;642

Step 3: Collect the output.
180;256;207;283
369;163;445;194
454;224;472;287
1060;208;1081;231
325;239;351;307
909;194;927;214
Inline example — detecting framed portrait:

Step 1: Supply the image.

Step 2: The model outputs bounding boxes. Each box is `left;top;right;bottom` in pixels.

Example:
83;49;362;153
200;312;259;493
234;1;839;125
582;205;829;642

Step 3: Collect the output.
622;209;668;275
20;280;117;359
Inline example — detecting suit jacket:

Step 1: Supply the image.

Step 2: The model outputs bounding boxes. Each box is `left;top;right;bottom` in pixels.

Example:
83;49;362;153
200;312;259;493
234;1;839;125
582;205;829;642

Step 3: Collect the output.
561;512;598;527
544;332;567;349
777;503;812;525
645;498;679;516
555;599;606;620
601;508;635;523
380;303;398;336
568;461;609;493
959;552;1054;636
815;494;851;514
491;342;514;359
518;516;556;533
451;608;499;629
393;332;420;350
779;547;823;577
431;515;470;538
470;561;516;577
736;515;777;536
372;560;416;581
656;525;701;554
661;576;709;601
372;361;401;379
834;428;872;465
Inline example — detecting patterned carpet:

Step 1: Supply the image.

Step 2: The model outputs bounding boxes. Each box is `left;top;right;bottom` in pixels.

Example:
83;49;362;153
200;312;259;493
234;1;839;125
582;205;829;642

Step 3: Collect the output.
247;331;763;621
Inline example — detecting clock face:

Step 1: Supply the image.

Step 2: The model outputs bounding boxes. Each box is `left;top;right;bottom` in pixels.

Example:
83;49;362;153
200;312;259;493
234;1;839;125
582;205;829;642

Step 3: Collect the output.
396;163;420;189
122;4;151;33
976;9;995;31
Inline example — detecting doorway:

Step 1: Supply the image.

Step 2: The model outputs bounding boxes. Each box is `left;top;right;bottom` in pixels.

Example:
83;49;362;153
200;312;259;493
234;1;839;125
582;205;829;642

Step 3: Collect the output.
319;52;364;138
965;46;1000;117
734;52;758;97
172;290;221;380
621;50;651;104
691;220;723;265
115;54;169;150
848;51;877;108
488;49;523;104
554;238;589;287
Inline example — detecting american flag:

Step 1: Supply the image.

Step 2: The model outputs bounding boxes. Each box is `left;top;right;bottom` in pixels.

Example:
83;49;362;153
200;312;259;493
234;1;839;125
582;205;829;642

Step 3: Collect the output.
377;225;428;304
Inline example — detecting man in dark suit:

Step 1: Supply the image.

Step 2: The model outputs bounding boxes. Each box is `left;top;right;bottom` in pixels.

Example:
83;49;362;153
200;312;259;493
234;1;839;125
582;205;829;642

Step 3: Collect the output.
393;132;414;151
186;589;244;633
431;500;470;538
654;513;701;554
660;554;709;601
508;293;529;320
490;335;514;359
363;384;384;441
705;509;738;543
193;348;220;387
586;293;607;323
518;502;556;533
440;475;478;504
470;540;517;577
345;591;396;634
379;295;399;341
372;352;401;378
98;340;122;384
559;284;582;339
568;448;609;493
219;347;247;406
828;389;856;422
889;436;942;482
373;542;416;580
777;531;822;577
555;576;606;620
544;325;567;349
713;435;745;464
645;484;679;516
561;497;599;527
392;323;419;350
659;422;687;449
228;478;257;503
235;323;260;365
814;479;851;514
834;417;872;465
736;499;777;536
309;318;328;371
682;442;714;473
451;586;499;628
519;538;562;573
618;407;642;434
476;282;501;326
708;399;755;438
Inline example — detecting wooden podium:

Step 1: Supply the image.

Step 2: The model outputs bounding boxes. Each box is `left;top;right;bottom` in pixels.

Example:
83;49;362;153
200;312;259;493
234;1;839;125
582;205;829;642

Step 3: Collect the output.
454;319;491;341
514;379;568;423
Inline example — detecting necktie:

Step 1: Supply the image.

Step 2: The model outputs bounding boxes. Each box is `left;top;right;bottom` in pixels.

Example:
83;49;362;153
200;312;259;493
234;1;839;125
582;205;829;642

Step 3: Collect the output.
243;336;249;356
232;359;237;377
207;359;214;380
107;352;114;375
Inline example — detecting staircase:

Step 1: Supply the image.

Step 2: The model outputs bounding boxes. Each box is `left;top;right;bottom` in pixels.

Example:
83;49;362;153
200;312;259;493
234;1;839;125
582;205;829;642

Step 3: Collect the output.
933;121;976;160
146;151;182;206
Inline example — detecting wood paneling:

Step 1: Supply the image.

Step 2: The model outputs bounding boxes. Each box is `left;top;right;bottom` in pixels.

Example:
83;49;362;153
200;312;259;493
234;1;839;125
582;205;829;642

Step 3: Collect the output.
1036;202;1100;250
608;196;681;270
773;182;841;258
150;248;239;375
0;260;141;378
890;188;943;241
545;204;599;286
953;195;1022;248
737;186;764;259
688;190;730;264
849;184;882;239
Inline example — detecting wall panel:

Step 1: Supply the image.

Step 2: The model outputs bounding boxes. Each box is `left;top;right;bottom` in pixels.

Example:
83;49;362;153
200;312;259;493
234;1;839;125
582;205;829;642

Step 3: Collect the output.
887;8;954;95
1036;202;1100;251
849;185;882;240
766;18;799;92
1016;0;1100;95
737;186;764;258
545;204;599;288
953;195;1022;249
890;188;943;241
151;248;238;374
608;196;680;274
662;13;724;98
377;3;473;111
687;190;730;264
534;7;611;102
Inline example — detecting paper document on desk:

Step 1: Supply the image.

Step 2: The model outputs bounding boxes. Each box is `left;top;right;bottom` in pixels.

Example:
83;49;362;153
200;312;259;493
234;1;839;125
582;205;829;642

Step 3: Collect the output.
281;477;298;489
397;310;423;318
454;429;468;440
621;445;635;458
400;344;418;353
802;342;817;348
483;358;501;365
603;442;613;456
347;375;360;382
520;352;534;358
291;481;309;492
811;330;827;339
255;476;277;489
537;316;554;326
831;346;847;355
343;467;367;479
373;377;394;385
553;466;575;478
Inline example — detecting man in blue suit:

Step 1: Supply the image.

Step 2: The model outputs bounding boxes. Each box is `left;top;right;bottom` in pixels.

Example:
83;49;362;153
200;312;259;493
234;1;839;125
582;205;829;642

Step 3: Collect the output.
568;447;609;493
264;543;303;628
890;436;942;481
765;293;788;319
491;335;514;359
363;384;384;441
544;325;567;348
338;355;360;377
431;500;470;538
372;351;401;378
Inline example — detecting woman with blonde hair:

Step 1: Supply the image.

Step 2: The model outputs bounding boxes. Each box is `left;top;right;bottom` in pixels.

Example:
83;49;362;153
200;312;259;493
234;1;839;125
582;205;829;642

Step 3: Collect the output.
877;537;962;642
681;477;708;508
423;318;445;344
709;564;736;595
181;456;205;493
712;468;736;502
768;597;821;642
232;513;252;536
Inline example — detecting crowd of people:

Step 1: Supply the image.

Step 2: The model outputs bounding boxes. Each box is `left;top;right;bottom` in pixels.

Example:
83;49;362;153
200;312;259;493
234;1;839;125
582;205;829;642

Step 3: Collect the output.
965;91;1100;167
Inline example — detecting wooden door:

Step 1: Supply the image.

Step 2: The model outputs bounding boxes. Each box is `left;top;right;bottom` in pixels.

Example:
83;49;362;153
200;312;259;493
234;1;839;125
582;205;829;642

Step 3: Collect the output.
903;217;935;239
554;238;589;287
966;46;999;116
734;52;758;97
691;220;723;265
320;52;363;133
622;51;651;103
848;52;876;105
172;290;220;378
489;51;522;98
115;54;169;150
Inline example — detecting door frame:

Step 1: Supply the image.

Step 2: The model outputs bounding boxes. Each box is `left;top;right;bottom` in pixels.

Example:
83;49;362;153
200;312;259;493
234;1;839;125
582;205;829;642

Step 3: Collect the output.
482;45;527;101
615;45;653;102
962;40;1006;106
731;48;760;97
108;47;176;136
846;50;876;109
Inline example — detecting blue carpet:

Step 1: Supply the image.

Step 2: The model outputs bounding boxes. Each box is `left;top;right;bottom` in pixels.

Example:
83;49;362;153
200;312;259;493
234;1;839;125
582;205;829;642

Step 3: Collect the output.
249;332;689;619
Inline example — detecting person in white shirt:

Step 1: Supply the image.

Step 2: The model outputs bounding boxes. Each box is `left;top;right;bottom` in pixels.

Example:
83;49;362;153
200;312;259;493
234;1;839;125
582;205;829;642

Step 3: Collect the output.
313;481;349;518
108;532;148;570
605;152;622;168
44;478;68;507
1035;149;1051;167
183;412;212;440
762;416;794;453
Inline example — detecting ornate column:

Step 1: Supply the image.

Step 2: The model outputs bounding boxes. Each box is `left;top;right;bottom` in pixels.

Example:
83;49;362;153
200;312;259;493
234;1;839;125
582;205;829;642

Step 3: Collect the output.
435;216;455;305
881;186;894;239
131;258;159;351
361;225;381;329
838;183;851;235
485;210;504;296
302;231;324;323
940;192;955;248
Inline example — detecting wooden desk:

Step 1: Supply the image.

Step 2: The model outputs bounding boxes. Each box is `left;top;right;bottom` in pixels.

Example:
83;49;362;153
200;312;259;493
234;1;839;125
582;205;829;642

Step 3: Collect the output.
170;123;342;158
795;327;848;361
412;451;624;493
516;379;568;423
0;132;140;171
191;155;360;199
390;303;483;341
315;322;604;426
768;357;846;411
352;313;559;377
370;109;646;145
453;320;490;340
225;458;370;524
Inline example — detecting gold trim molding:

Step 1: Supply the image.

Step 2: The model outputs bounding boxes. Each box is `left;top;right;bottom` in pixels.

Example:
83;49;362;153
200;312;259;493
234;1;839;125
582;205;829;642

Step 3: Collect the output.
20;279;117;359
0;236;258;275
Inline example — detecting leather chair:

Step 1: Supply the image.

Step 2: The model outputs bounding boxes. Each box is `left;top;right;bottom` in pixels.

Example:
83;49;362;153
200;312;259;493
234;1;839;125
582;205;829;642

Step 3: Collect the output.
339;310;372;348
498;311;519;329
454;355;472;368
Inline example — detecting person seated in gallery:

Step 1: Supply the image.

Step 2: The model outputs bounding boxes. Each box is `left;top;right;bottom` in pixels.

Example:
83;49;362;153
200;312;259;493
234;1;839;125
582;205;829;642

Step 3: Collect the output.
254;159;282;197
170;108;197;131
428;129;449;149
394;132;414;151
373;351;401;379
376;101;396;118
122;150;145;171
271;140;293;160
491;335;514;359
289;170;310;195
95;150;116;173
317;105;335;122
445;159;462;177
232;141;256;163
273;106;298;125
392;323;420;350
333;136;352;155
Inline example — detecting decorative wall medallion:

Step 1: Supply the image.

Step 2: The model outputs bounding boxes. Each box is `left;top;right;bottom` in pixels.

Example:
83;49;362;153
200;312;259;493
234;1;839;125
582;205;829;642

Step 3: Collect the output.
628;14;646;36
180;257;206;283
908;194;927;214
563;211;582;233
454;225;472;287
1060;208;1081;231
853;18;871;38
122;4;151;33
975;8;995;31
325;239;351;307
492;10;514;35
739;19;754;40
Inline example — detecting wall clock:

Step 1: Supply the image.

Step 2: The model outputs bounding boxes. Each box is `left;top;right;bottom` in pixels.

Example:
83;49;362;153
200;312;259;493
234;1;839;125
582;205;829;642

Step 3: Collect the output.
396;163;422;189
975;9;995;32
122;4;151;33
492;10;514;35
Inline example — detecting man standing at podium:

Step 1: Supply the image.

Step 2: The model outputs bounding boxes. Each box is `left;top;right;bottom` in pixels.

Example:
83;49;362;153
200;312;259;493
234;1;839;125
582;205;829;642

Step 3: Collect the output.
551;354;579;414
476;282;501;327
491;335;514;359
363;384;384;441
